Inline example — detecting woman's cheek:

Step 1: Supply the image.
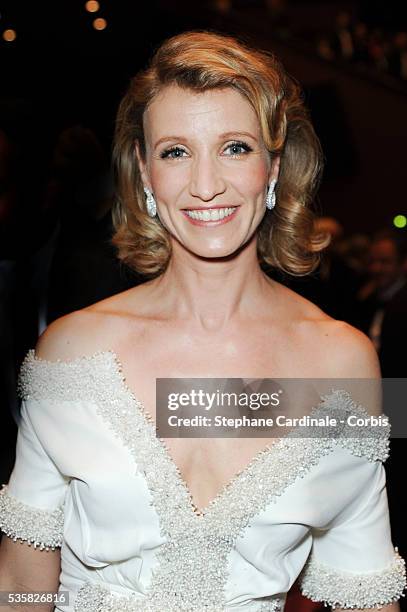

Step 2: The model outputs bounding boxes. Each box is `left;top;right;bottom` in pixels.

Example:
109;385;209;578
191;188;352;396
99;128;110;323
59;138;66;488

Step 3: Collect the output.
151;164;188;201
235;163;268;196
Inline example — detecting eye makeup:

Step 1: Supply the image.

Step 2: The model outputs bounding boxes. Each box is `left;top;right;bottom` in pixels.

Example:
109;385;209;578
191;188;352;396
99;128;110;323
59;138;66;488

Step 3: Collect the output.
159;140;254;160
223;140;253;157
160;146;187;160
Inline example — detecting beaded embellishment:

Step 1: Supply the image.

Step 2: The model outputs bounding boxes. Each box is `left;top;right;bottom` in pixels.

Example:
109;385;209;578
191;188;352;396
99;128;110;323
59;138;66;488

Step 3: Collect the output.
300;547;406;610
0;483;64;550
73;581;284;611
16;350;398;611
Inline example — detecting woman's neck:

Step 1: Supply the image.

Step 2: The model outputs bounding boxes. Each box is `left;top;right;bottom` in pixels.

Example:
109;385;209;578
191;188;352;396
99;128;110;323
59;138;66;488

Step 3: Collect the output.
152;240;276;331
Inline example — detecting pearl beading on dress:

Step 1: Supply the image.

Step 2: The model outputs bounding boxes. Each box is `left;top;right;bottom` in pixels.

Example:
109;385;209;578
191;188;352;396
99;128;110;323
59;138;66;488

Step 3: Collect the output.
73;581;284;611
0;483;64;550
3;350;402;611
300;547;406;610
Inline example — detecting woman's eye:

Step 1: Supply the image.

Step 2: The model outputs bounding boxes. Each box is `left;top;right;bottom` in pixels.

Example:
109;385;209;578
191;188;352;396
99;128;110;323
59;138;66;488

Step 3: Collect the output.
160;147;187;159
224;141;253;156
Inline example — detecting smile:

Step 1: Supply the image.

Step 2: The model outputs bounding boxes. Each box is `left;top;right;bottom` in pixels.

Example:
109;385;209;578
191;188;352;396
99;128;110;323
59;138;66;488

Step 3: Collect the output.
183;207;239;223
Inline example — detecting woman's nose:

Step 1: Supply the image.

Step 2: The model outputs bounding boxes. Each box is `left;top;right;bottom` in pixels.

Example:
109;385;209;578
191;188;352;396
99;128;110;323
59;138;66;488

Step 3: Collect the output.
189;154;226;202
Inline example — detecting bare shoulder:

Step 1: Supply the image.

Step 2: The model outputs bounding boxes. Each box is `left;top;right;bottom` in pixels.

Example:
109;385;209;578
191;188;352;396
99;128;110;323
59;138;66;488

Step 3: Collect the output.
320;318;381;379
34;310;110;362
311;317;382;416
290;292;382;416
35;283;153;362
278;282;381;379
277;283;382;413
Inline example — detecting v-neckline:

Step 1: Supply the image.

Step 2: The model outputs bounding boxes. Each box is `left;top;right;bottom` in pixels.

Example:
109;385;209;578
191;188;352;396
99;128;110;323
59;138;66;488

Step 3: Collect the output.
25;349;347;521
103;350;338;519
105;350;267;518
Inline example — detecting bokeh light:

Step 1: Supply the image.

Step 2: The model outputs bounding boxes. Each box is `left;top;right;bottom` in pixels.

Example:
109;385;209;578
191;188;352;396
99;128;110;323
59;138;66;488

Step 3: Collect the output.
393;214;407;229
85;1;100;12
3;29;16;42
93;17;107;31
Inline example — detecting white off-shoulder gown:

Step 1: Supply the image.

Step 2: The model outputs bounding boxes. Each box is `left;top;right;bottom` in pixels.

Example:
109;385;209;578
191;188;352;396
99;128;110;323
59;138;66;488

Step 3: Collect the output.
0;350;405;611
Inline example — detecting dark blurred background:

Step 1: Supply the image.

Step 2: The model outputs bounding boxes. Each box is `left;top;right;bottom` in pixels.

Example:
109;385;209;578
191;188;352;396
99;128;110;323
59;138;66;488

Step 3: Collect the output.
1;1;407;609
1;0;407;240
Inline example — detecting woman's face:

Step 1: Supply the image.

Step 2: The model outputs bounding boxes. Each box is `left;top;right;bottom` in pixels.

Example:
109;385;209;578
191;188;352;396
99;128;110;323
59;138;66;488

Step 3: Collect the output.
139;84;278;259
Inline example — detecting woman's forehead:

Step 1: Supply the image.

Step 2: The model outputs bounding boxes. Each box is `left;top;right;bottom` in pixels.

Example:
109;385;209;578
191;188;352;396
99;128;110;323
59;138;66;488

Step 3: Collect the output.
143;85;262;145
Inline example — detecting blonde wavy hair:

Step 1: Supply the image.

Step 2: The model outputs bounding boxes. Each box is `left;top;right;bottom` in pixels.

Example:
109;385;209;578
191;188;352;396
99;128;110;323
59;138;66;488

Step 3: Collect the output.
112;30;330;277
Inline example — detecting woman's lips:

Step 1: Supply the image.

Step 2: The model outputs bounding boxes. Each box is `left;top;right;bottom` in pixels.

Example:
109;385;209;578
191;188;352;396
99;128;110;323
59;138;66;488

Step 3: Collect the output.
181;206;239;226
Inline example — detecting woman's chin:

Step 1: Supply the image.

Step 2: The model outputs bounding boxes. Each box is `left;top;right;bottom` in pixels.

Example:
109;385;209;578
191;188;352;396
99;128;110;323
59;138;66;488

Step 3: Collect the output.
170;232;254;260
187;242;249;261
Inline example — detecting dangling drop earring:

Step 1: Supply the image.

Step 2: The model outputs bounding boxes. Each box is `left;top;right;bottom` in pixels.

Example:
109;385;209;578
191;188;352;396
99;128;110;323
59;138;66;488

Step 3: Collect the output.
144;187;157;218
266;179;277;210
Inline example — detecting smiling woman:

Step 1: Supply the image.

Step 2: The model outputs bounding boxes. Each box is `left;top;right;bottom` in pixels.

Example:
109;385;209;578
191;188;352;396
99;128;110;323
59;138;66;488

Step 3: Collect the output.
137;85;276;260
112;30;329;277
0;29;405;612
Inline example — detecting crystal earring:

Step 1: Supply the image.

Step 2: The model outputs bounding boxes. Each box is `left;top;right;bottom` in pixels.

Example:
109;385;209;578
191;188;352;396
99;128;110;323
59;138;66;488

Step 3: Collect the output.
266;179;277;210
144;187;157;218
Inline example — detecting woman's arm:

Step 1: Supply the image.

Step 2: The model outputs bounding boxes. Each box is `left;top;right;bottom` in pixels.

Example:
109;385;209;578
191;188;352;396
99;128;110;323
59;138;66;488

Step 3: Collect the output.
0;319;84;611
0;537;61;612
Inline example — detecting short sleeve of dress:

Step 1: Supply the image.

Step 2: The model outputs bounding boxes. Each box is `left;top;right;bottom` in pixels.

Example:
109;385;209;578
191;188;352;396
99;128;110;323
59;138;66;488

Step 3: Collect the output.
0;357;69;551
298;396;406;610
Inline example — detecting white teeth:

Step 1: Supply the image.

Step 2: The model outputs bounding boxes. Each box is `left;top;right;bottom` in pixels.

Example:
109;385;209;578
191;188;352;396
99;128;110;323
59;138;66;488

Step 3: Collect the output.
184;207;236;221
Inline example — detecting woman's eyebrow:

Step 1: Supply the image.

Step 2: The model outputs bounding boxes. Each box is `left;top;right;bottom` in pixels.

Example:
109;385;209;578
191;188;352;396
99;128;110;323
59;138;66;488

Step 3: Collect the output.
153;131;259;150
153;136;184;149
219;131;259;141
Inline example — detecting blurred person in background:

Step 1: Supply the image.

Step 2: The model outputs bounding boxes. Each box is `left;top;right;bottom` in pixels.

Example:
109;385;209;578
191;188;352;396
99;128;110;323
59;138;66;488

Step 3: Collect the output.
45;125;144;325
354;229;407;377
274;216;361;323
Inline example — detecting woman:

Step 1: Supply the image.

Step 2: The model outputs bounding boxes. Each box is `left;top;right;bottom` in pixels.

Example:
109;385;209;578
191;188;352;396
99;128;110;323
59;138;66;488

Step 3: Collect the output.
0;31;405;612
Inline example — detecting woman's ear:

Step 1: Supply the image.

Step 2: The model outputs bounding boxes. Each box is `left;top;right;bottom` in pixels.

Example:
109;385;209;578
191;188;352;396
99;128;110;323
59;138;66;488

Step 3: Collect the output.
135;141;152;191
269;155;281;183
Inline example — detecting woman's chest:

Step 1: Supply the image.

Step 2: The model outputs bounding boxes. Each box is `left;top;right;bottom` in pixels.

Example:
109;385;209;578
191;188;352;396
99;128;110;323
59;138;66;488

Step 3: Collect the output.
105;328;329;511
113;321;327;420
